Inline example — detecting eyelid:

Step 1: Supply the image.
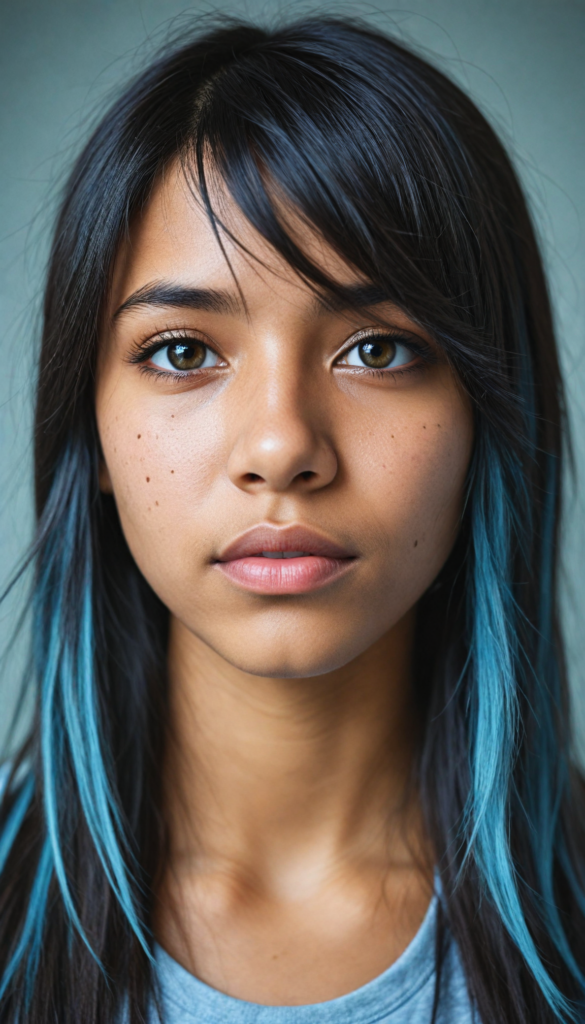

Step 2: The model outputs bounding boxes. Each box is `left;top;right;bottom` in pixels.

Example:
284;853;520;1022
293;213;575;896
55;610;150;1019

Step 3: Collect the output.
127;325;434;373
334;327;432;364
128;329;223;365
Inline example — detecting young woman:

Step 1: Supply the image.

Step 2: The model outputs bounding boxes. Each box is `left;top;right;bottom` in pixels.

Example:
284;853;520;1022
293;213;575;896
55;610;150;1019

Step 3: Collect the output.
0;16;584;1024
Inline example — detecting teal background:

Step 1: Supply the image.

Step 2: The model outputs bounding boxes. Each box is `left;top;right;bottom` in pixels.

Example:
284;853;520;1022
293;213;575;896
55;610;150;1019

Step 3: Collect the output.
0;0;584;749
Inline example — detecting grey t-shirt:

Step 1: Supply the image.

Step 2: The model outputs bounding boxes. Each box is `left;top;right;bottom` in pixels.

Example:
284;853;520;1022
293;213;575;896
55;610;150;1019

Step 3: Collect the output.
152;896;477;1023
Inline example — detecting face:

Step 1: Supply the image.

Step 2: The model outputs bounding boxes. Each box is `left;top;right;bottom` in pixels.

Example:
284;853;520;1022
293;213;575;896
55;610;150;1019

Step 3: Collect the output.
96;164;473;678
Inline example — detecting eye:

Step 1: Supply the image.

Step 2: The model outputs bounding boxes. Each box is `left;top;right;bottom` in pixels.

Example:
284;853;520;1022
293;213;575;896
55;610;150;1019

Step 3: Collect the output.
341;334;414;370
150;340;220;372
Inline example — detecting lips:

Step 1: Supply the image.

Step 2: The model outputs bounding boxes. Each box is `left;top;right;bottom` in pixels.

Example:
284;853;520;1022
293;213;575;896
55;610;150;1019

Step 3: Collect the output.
214;525;357;595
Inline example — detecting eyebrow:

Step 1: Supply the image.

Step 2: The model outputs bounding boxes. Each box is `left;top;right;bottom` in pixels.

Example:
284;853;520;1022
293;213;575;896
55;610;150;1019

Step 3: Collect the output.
112;280;392;323
112;283;242;321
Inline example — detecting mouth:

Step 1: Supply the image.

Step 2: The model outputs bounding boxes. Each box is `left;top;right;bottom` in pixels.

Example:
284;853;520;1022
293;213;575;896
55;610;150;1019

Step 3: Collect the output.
214;524;357;595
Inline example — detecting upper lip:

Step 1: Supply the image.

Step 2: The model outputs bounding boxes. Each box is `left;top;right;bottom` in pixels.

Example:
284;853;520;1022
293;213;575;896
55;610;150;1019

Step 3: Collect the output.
216;524;357;562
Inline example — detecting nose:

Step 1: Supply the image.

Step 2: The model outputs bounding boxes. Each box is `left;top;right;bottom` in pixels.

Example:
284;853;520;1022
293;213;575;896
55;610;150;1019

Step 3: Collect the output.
227;376;338;495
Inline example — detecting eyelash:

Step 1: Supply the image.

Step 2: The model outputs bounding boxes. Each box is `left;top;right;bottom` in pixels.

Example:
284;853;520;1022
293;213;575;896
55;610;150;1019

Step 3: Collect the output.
128;329;434;380
338;330;433;378
128;330;220;382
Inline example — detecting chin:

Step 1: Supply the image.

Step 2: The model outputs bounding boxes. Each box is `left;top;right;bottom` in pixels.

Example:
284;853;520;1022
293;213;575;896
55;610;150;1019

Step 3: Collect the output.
207;630;369;680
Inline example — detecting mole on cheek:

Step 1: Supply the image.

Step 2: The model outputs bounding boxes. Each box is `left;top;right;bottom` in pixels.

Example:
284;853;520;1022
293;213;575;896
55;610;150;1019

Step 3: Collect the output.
146;477;150;482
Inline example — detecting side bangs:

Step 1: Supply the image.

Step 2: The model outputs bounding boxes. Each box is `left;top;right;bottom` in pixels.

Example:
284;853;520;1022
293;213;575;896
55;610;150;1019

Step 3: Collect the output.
180;24;522;439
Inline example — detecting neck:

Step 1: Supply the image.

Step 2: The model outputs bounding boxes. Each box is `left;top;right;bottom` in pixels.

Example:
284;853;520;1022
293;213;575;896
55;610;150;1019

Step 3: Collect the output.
162;611;422;888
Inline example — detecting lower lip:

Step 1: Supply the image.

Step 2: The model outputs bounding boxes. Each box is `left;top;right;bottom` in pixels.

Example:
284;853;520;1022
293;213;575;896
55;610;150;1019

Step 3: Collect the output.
215;555;355;594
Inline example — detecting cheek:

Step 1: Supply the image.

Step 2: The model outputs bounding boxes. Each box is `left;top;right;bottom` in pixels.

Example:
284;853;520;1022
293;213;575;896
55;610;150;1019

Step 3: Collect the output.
95;368;473;678
97;390;226;574
347;394;472;577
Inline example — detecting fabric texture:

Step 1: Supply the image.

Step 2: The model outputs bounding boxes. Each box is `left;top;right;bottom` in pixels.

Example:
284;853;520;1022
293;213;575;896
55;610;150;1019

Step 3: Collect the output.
152;895;477;1023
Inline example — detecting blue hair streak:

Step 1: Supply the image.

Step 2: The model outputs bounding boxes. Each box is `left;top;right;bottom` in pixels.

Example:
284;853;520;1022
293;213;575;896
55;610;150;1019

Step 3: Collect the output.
0;838;52;1004
0;438;153;999
462;424;584;1021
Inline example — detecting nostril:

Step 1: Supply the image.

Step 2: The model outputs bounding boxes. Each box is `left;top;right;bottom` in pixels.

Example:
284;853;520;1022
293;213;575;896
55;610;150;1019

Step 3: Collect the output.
300;470;316;482
243;472;263;484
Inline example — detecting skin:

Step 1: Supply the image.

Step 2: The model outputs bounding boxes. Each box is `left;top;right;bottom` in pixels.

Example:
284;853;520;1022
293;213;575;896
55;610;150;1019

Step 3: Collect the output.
96;162;474;1005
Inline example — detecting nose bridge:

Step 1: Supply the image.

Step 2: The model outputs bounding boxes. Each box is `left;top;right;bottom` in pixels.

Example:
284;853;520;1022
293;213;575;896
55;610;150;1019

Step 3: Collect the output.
227;350;337;493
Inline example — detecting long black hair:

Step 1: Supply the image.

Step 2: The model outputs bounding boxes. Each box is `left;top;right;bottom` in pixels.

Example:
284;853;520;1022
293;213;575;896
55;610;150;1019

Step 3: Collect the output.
1;16;584;1024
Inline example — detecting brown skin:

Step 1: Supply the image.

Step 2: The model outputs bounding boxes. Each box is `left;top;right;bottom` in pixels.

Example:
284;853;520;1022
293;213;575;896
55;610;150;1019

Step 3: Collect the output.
96;163;474;1004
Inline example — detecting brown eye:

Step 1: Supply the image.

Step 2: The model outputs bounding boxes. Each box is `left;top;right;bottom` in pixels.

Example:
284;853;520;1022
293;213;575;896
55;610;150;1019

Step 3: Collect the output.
342;334;414;371
149;339;220;373
167;341;206;370
358;338;396;368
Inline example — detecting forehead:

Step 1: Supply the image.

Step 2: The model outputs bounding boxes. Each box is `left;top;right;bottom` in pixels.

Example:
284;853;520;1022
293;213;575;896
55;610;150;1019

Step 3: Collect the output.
108;161;363;320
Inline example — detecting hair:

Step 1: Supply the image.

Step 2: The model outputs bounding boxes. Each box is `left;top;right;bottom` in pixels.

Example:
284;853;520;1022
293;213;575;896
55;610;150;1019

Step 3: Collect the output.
0;14;584;1024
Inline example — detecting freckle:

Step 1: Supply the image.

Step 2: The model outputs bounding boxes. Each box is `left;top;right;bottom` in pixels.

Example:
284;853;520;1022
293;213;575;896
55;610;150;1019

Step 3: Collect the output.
155;501;159;506
171;415;175;419
414;540;418;547
146;477;150;482
137;434;141;439
391;434;394;438
423;425;426;429
171;470;174;474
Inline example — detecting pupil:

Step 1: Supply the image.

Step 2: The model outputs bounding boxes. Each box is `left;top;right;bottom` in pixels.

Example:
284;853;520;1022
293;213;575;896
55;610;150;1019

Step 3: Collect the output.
359;338;396;368
168;342;205;370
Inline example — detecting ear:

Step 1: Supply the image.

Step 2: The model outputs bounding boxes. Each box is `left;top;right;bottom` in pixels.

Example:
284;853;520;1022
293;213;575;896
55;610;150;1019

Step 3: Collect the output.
99;458;114;494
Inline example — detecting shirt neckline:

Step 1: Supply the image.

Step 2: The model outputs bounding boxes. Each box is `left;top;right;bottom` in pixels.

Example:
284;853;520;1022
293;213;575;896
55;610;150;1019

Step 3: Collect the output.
155;892;438;1024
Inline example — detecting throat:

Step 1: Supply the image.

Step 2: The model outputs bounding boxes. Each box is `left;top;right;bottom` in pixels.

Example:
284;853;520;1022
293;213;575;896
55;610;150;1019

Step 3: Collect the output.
157;610;427;1002
163;610;420;872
